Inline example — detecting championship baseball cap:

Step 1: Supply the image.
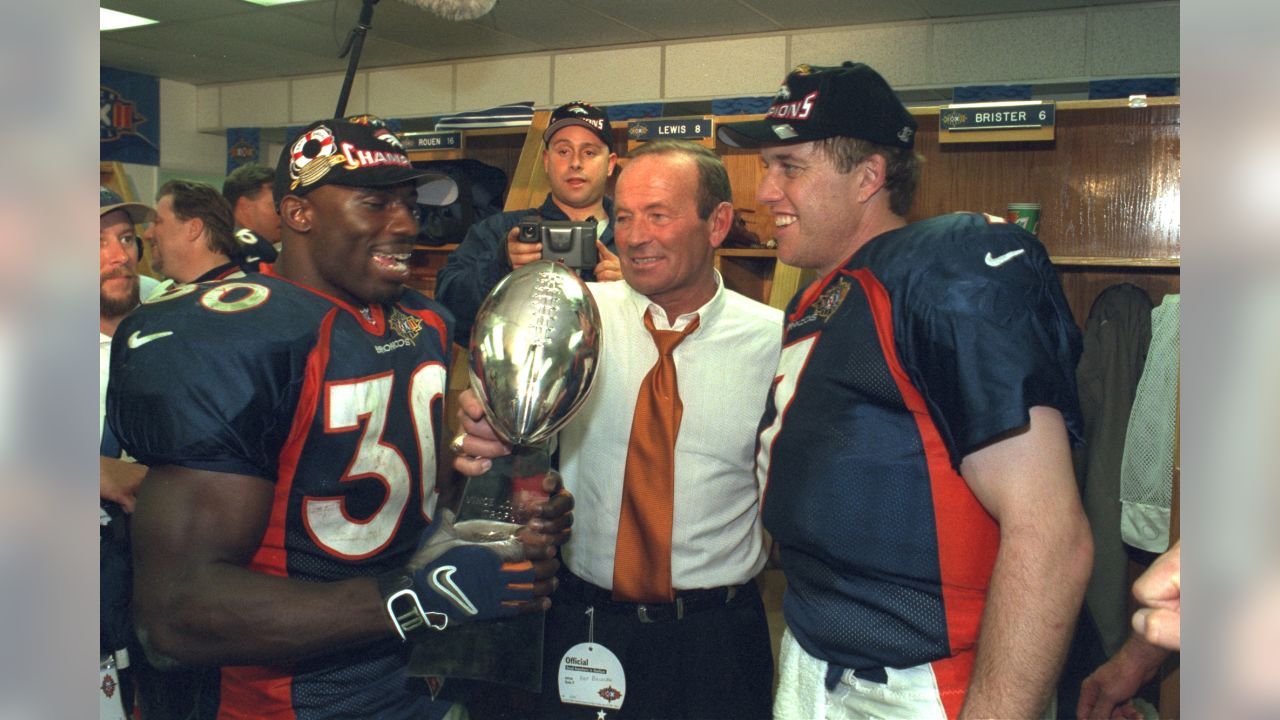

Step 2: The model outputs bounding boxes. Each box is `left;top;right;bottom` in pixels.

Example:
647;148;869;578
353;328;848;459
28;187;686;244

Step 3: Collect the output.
274;117;458;207
542;101;614;150
100;186;152;224
717;62;917;150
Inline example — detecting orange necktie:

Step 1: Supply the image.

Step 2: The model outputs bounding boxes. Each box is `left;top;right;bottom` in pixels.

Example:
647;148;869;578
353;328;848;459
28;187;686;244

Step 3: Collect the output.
612;312;701;603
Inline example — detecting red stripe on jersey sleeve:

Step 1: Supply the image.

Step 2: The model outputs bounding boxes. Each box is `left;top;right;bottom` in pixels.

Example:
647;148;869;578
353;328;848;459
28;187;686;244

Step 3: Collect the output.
851;268;998;717
248;308;337;576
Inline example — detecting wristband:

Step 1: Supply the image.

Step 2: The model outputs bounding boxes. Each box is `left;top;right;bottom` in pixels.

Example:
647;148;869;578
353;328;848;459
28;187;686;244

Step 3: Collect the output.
377;571;448;642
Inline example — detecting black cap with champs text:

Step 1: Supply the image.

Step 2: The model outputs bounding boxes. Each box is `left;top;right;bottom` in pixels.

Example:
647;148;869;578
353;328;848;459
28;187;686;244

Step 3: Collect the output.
542;101;614;151
273;116;459;207
717;62;917;150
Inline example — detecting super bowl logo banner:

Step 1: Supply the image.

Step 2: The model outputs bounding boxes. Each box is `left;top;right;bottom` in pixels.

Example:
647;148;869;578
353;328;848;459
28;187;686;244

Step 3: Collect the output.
101;67;159;166
226;128;261;174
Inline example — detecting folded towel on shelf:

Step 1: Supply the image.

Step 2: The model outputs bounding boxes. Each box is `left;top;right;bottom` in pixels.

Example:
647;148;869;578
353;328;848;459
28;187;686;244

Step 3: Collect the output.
434;101;534;130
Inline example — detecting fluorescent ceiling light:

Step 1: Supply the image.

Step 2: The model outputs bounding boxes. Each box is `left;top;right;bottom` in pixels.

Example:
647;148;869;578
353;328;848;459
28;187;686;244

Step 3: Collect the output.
100;8;158;31
242;0;314;6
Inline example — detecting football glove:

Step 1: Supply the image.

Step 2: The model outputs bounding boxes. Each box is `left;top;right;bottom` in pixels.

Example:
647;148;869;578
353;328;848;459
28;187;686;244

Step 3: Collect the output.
378;509;534;641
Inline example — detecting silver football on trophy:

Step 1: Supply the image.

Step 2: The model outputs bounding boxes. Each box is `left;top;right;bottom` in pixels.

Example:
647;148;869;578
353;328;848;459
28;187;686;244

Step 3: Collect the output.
468;260;602;446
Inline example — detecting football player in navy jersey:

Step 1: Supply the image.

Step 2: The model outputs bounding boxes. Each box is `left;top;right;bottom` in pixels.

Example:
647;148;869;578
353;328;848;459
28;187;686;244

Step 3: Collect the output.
720;63;1093;719
107;118;573;720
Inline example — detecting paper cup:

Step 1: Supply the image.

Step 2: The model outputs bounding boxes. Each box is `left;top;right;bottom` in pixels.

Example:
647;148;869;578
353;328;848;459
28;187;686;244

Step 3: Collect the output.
1007;203;1041;235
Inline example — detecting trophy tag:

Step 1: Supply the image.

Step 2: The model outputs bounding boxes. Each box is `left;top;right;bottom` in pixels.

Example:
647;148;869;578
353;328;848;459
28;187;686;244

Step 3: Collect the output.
557;642;626;711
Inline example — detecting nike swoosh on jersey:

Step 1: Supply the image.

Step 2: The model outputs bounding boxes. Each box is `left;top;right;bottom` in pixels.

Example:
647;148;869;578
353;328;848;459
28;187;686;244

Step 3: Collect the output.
430;566;479;616
984;249;1026;267
127;330;174;349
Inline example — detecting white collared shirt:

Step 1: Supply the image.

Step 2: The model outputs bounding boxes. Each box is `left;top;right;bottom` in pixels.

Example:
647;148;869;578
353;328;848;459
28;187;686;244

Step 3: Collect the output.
100;332;113;444
560;274;783;590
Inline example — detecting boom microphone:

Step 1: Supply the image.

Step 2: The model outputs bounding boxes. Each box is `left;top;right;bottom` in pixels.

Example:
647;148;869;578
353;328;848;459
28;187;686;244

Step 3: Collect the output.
397;0;497;21
334;0;497;117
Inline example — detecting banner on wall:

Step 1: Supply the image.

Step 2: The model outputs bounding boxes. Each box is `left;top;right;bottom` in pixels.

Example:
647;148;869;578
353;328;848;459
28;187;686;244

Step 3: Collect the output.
226;128;262;174
101;67;159;166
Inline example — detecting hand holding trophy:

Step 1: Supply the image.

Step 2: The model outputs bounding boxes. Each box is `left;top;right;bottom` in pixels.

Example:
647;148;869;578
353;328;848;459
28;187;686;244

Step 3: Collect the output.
409;260;601;691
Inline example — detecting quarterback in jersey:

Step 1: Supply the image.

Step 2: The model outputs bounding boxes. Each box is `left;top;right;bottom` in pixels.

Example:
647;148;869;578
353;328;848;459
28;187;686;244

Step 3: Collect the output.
721;63;1092;719
755;213;1084;716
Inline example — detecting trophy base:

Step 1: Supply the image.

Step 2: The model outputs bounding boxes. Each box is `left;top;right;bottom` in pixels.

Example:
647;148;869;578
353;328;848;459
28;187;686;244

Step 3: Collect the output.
420;445;551;692
406;612;545;693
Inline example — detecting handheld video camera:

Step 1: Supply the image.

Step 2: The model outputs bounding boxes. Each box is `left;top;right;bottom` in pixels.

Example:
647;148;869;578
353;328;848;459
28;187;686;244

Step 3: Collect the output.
517;216;598;271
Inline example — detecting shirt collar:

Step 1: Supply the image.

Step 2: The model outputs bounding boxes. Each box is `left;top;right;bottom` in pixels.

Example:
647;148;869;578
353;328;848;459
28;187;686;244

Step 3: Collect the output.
625;270;726;333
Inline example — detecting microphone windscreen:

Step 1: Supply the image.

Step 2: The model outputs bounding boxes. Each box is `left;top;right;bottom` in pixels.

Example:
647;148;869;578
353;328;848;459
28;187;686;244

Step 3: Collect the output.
397;0;497;21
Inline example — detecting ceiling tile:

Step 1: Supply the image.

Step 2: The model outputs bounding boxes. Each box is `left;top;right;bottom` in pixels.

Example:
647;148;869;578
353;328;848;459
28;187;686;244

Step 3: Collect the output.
102;38;266;84
740;0;930;28
473;0;654;49
912;0;1154;19
100;0;264;24
99;0;1177;87
575;0;781;39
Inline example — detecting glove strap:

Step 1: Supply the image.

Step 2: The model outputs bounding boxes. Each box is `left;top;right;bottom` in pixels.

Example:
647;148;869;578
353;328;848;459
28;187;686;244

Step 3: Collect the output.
377;571;448;642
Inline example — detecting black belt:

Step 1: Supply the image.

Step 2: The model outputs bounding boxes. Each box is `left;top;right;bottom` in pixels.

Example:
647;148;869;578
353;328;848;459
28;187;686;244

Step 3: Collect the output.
557;571;748;623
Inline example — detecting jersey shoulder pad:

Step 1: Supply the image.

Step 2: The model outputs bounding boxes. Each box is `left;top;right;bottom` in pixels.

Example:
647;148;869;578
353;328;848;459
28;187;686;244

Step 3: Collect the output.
108;276;325;476
863;214;1052;317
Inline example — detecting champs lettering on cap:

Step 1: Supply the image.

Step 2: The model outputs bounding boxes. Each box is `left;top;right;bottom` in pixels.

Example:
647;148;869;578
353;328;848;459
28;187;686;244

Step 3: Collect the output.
542;101;614;151
717;62;917;150
273;117;459;207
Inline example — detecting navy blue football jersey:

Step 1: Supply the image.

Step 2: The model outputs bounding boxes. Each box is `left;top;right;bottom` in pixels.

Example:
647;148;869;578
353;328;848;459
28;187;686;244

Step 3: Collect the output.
757;213;1082;716
107;266;454;719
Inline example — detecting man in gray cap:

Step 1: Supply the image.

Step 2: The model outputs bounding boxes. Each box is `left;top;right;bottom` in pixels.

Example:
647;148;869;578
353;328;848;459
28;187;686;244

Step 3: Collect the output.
107;117;573;719
436;100;621;345
101;185;195;720
99;186;152;507
719;62;1093;719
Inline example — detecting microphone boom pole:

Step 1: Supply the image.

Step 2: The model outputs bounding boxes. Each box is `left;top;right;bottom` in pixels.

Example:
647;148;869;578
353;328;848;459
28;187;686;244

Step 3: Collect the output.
334;0;381;118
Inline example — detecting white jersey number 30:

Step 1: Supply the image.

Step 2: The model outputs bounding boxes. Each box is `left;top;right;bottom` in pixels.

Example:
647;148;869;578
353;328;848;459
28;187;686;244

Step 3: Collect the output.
305;363;447;559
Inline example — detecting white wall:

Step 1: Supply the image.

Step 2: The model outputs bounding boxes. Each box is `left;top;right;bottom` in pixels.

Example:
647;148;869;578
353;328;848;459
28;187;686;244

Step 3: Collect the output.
159;78;226;179
119;163;157;204
161;2;1179;151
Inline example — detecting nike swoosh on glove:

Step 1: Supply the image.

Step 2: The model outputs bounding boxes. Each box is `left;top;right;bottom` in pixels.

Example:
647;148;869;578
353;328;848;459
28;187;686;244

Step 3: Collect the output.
405;509;535;623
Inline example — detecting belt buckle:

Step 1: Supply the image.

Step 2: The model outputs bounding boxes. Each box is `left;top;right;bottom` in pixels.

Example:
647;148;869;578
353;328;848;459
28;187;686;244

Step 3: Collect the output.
636;597;684;623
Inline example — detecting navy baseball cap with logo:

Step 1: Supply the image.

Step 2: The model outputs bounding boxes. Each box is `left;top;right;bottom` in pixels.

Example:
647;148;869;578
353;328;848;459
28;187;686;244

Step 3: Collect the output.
274;117;458;207
100;186;152;224
542;101;614;151
718;62;917;150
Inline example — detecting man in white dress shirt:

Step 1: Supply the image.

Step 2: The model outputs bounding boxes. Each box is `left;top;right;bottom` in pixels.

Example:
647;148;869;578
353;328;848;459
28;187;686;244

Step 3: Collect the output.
455;140;782;719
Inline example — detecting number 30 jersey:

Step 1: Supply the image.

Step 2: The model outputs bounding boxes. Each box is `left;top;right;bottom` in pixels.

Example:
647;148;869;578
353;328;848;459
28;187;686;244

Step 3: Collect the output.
106;266;453;719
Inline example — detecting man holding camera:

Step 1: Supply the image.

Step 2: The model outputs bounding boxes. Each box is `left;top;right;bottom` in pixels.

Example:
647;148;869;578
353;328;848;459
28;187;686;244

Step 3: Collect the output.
435;101;621;345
